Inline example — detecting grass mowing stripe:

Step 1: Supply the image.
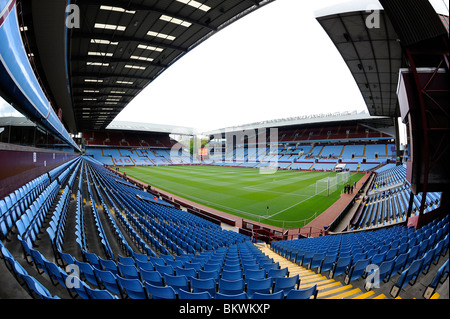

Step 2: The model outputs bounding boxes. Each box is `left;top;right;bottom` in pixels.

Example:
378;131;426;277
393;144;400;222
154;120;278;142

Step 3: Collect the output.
118;165;363;228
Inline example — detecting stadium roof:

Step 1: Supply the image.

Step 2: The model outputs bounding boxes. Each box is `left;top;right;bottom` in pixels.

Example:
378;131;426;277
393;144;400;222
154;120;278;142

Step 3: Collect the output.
19;0;274;134
0;116;36;127
106;120;196;135
204;109;394;136
315;0;448;118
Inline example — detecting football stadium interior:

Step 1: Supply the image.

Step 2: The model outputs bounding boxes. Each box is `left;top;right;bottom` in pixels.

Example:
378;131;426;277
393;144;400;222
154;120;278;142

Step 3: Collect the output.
0;0;449;306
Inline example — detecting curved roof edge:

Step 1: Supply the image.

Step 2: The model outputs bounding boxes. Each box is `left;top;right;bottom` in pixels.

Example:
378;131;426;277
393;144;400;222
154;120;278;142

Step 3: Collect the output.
314;0;448;18
203;111;392;136
106;120;196;136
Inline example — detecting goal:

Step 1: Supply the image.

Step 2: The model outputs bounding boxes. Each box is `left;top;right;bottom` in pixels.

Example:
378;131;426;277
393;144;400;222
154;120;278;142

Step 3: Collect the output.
337;171;350;185
315;176;338;196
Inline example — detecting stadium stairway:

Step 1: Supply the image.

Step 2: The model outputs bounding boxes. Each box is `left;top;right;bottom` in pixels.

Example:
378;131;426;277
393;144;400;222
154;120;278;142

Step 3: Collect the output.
254;243;386;299
255;242;448;299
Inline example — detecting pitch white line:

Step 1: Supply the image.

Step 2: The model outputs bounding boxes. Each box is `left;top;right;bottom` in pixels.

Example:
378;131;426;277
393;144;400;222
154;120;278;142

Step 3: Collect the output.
243;185;311;196
267;194;315;218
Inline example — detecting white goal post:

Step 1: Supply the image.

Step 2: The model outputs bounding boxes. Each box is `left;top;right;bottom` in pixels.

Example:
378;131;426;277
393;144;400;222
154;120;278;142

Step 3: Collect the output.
337;171;349;185
315;176;338;196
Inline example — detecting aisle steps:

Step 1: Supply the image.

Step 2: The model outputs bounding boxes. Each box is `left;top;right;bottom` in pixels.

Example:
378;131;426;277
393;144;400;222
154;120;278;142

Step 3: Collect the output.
255;243;387;299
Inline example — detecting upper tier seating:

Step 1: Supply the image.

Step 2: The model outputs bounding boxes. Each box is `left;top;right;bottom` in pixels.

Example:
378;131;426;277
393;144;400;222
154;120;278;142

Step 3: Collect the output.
353;165;442;230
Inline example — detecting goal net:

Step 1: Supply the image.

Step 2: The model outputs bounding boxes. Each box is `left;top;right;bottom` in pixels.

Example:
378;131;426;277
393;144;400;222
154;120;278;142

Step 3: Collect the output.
337;171;349;185
315;177;338;196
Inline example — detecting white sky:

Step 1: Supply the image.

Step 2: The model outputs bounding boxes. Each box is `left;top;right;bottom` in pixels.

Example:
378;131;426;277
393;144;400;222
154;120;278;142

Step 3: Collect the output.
1;0;448;137
113;0;370;133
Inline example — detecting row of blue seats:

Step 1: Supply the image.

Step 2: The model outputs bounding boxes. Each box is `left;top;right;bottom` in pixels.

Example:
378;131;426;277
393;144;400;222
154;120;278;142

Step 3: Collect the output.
271;216;448;293
388;221;448;297
5;238;317;299
273;225;410;259
80;157;236;261
423;259;448;299
86;158;248;254
46;160;82;253
354;183;440;230
276;218;447;267
372;164;406;189
15;180;61;248
5;158;300;300
1;172;51;239
1;157;80;241
1;241;60;299
0;157;249;299
53;241;317;299
84;159;153;258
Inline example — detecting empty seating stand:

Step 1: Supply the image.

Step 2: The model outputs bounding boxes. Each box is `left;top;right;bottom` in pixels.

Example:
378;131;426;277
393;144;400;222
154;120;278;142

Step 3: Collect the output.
1;156;448;300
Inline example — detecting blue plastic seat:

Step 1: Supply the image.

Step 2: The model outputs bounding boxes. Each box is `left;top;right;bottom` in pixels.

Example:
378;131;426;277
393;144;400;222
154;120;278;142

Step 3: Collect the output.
369;259;395;288
267;267;288;281
99;257;118;275
135;259;154;271
244;268;266;282
178;289;212;299
43;260;67;287
140;269;164;286
93;266;122;296
85;286;119;299
74;260;99;287
300;251;315;267
223;264;241;272
344;258;370;284
198;269;220;281
318;254;337;274
215;291;248;299
22;274;59;299
184;262;203;272
246;277;273;298
58;250;75;267
83;251;101;268
118;263;140;280
175;266;197;280
252;291;284;299
390;257;424;298
190;277;217;297
145;282;177;299
405;245;420;267
390;253;408;275
219;278;245;295
203;263;222;273
116;276;147;299
423;259;449;299
419;248;437;275
163;274;190;294
273;274;300;297
221;269;242;281
384;248;398;261
30;249;48;275
285;284;318;299
309;253;325;271
329;256;351;279
242;263;260;272
118;254;136;266
370;252;386;266
155;264;174;276
133;252;149;263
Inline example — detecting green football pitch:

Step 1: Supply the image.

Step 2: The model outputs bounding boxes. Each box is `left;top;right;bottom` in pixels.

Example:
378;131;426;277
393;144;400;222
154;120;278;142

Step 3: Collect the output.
118;165;363;229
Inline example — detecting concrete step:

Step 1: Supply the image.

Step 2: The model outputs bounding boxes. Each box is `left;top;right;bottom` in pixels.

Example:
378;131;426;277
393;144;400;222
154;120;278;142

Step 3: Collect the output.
255;242;387;299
